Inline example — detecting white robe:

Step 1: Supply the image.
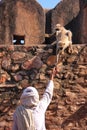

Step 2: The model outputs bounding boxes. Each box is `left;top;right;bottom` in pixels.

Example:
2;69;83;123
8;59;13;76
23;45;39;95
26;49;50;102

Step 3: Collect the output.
12;80;54;130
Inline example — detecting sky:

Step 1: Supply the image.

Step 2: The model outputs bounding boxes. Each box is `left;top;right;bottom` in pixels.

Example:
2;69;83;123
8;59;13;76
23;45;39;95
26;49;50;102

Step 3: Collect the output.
0;0;60;41
37;0;61;9
0;0;61;9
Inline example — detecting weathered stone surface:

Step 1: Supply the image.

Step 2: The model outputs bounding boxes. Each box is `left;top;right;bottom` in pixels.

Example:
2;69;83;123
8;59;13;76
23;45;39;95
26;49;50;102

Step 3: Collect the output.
0;44;87;130
45;0;81;43
0;73;7;84
11;64;20;72
22;56;43;70
46;55;57;66
11;51;26;60
51;0;80;33
0;0;45;45
13;74;22;82
64;0;87;44
1;55;12;70
76;0;87;43
19;79;29;88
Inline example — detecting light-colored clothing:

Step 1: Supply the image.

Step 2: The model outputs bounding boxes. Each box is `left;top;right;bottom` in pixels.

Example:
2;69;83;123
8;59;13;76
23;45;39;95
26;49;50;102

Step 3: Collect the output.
20;86;39;108
14;105;35;130
12;80;54;130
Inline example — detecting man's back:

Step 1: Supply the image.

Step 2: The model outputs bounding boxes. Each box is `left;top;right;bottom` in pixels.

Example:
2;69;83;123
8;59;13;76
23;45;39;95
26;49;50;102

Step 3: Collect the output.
12;80;54;130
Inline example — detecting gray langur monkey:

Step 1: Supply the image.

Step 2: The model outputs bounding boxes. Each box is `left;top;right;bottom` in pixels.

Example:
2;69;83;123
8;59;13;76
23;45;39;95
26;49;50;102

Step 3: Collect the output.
55;24;72;54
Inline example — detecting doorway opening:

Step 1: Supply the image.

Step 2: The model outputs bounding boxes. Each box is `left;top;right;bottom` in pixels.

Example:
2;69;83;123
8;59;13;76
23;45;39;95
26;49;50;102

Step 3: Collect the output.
13;35;25;45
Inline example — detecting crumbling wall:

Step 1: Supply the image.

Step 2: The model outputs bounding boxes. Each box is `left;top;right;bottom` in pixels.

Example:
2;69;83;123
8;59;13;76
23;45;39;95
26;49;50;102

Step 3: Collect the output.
45;0;87;44
45;0;80;44
77;0;87;44
0;44;87;130
49;0;80;33
0;0;45;45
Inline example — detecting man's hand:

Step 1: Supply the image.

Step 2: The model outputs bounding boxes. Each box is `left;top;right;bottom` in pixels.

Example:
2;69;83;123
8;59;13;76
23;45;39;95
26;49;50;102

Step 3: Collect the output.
50;67;57;80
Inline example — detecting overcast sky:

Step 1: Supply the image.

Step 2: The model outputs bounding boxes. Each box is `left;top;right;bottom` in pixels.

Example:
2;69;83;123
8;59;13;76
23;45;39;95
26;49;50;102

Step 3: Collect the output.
37;0;61;9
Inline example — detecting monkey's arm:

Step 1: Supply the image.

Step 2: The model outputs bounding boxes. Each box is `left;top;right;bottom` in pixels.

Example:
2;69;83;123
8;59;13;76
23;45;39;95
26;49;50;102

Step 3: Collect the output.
67;30;72;42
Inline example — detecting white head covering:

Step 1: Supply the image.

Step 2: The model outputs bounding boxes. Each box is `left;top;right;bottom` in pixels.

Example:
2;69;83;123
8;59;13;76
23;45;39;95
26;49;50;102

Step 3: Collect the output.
20;87;39;108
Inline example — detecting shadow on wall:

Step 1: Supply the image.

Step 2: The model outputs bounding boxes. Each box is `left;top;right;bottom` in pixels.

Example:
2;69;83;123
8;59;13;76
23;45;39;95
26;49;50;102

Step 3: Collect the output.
45;32;56;44
61;102;87;128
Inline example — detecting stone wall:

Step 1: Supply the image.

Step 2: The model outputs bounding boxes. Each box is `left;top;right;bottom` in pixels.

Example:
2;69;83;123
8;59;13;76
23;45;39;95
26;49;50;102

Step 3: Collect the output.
77;0;87;44
45;0;87;44
45;0;80;44
1;0;87;45
47;0;80;33
0;44;87;130
65;0;87;44
0;0;45;45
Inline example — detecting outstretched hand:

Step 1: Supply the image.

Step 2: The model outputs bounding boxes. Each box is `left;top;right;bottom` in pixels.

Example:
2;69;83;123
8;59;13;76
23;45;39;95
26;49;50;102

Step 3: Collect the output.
50;67;57;80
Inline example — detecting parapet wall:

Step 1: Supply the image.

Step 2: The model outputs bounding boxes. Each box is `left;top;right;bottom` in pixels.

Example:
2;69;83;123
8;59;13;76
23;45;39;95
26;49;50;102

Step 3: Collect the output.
0;44;87;130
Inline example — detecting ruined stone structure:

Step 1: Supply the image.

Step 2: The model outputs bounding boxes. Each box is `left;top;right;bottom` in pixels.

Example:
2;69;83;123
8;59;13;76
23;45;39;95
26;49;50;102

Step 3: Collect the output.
51;0;80;33
45;0;87;44
64;0;87;44
0;0;45;45
45;0;80;44
0;0;87;44
45;0;80;34
0;0;87;130
78;0;87;44
0;45;87;130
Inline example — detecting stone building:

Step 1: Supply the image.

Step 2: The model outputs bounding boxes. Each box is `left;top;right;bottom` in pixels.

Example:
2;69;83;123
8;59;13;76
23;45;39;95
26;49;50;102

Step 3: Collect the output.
45;0;80;44
77;0;87;44
51;0;80;33
0;0;87;130
1;0;87;45
45;0;87;44
65;0;87;44
0;0;45;45
0;45;87;130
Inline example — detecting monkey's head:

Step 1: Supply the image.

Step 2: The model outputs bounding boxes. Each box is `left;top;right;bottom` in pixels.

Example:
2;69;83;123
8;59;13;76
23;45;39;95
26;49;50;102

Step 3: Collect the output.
55;24;62;31
55;24;62;36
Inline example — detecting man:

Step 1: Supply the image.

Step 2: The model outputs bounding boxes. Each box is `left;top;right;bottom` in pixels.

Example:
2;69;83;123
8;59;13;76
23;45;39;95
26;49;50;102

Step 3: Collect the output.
12;67;57;130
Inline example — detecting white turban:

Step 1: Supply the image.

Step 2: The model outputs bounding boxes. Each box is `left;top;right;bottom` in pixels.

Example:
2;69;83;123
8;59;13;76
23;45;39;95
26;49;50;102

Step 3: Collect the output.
20;87;39;108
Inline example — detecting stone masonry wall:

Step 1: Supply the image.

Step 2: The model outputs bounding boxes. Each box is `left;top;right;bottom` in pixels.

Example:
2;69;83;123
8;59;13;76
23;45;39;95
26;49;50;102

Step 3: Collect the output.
0;44;87;130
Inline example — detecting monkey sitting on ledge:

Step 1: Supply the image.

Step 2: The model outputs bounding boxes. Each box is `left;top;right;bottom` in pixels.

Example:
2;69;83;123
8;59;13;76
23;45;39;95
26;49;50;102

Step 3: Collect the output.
55;24;72;54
